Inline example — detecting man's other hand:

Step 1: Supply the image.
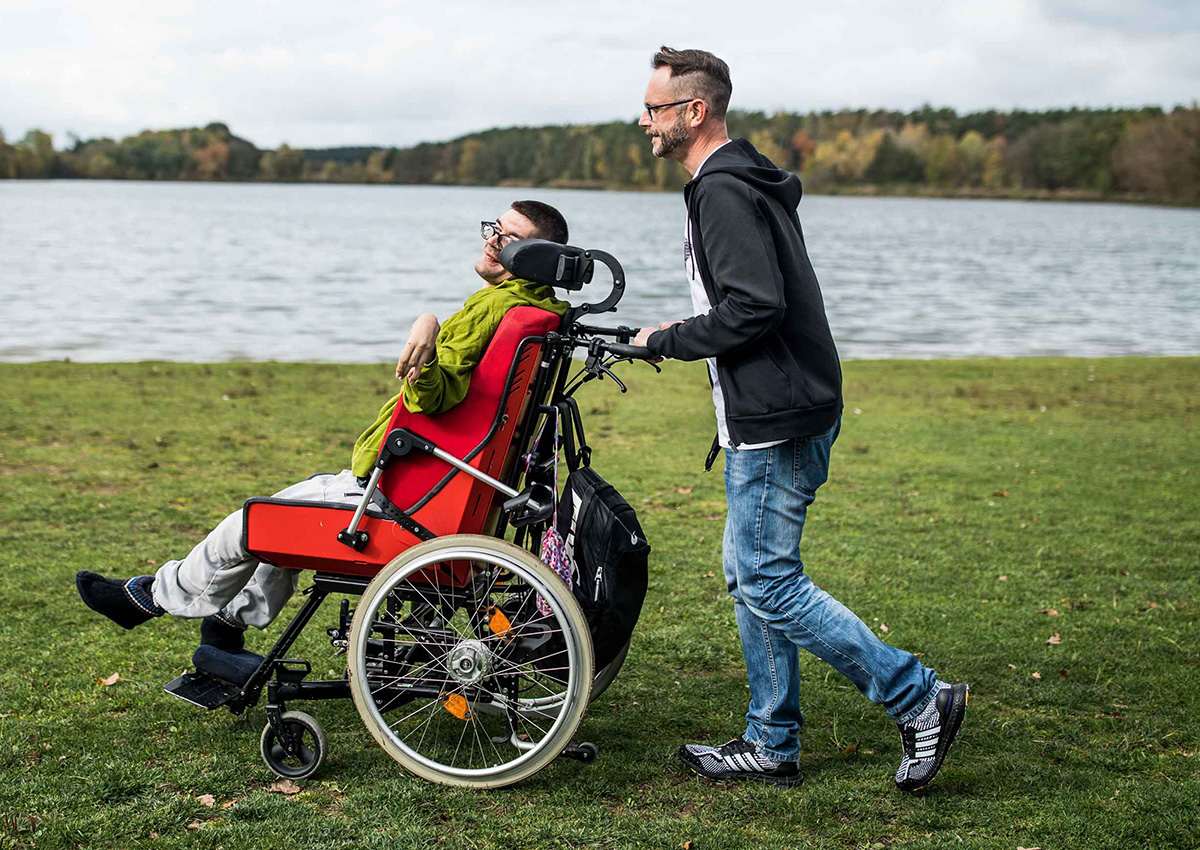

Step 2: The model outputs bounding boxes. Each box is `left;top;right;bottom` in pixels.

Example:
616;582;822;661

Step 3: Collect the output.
396;313;440;381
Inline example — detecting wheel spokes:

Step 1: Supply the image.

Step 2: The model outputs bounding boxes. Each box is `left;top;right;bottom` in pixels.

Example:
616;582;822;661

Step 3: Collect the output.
362;574;573;771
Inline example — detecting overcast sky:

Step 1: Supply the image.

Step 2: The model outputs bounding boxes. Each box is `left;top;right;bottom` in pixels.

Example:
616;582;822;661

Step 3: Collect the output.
3;0;1197;150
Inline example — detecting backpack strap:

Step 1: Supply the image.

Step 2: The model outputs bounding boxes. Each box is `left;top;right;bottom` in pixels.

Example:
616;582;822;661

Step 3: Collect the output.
556;398;591;472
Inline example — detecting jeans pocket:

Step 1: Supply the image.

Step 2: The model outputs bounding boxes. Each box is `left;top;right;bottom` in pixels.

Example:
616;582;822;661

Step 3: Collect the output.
792;436;832;495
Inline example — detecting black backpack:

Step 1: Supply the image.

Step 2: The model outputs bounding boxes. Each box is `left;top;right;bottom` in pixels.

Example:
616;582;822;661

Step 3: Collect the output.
553;399;650;670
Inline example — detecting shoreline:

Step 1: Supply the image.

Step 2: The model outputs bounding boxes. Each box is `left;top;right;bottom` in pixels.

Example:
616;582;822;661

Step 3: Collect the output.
2;353;1197;367
4;176;1194;209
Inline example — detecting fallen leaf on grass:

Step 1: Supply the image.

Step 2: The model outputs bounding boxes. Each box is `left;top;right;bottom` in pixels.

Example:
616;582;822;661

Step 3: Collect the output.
268;779;302;795
1059;669;1070;679
701;571;715;579
1017;846;1042;850
998;575;1009;582
96;673;124;686
221;799;240;810
1007;663;1017;669
992;491;1011;497
187;821;201;830
149;833;159;840
1047;633;1062;645
879;623;889;633
675;487;693;495
842;742;860;755
1031;672;1042;680
683;842;694;850
1040;608;1059;616
196;794;215;808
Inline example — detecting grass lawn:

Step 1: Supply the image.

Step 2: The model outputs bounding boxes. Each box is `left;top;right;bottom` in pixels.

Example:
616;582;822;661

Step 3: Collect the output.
1;356;1197;849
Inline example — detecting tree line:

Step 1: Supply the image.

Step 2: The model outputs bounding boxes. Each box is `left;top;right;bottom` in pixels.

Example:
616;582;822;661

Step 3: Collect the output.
2;106;1198;204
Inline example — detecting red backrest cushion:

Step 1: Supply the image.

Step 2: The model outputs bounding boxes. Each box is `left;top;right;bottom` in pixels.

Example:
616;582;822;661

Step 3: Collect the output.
377;305;563;532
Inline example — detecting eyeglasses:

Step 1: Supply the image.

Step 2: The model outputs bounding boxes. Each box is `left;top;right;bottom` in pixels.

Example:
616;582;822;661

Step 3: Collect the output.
480;220;523;248
642;98;697;118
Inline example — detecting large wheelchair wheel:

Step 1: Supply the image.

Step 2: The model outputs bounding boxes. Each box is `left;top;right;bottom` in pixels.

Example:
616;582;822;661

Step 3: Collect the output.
347;535;594;789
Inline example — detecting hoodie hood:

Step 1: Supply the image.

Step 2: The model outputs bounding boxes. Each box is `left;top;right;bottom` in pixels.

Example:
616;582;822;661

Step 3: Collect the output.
687;137;803;209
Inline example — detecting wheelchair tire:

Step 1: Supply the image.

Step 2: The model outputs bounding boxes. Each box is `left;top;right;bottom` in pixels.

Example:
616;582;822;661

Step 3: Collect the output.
260;710;327;781
590;638;630;703
347;535;594;789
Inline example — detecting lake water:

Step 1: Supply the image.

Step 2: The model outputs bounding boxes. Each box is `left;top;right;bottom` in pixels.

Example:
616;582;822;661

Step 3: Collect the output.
1;181;1197;362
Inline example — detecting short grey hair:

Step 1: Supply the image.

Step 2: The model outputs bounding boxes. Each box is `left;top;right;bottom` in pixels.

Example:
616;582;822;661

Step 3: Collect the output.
651;46;733;121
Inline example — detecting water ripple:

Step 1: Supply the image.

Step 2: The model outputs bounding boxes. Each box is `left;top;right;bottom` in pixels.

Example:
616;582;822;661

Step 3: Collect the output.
1;182;1198;362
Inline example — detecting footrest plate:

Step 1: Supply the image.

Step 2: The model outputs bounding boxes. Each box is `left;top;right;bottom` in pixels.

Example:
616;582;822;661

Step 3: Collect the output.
164;671;243;710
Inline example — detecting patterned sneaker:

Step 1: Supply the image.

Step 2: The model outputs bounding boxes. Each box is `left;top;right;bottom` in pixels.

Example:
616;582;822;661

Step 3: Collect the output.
895;682;969;791
678;737;803;787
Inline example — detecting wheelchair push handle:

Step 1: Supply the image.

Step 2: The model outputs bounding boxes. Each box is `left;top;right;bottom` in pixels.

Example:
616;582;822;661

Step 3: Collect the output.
602;342;658;361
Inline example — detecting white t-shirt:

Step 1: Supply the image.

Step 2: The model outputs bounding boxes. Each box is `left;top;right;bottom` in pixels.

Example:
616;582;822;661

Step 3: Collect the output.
685;142;784;452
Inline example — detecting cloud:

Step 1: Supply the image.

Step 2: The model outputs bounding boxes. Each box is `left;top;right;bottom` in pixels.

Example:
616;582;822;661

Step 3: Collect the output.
1;0;1196;150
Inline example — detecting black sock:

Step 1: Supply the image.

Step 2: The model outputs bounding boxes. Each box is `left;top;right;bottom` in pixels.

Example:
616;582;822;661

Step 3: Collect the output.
200;614;246;653
75;572;164;630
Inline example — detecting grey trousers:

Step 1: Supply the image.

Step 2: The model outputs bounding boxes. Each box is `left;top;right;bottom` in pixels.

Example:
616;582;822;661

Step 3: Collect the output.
150;470;366;629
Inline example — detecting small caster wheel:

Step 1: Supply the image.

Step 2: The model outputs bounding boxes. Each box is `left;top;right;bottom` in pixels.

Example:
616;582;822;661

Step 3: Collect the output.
261;710;327;780
576;742;598;764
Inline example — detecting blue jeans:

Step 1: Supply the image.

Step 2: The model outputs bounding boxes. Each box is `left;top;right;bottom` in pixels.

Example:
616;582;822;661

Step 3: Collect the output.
722;416;937;763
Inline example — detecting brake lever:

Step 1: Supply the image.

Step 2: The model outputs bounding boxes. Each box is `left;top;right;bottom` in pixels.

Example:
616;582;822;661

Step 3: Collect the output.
581;351;629;392
597;363;627;392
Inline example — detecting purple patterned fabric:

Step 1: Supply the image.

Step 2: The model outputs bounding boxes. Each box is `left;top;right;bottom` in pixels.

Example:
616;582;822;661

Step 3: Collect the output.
537;526;572;617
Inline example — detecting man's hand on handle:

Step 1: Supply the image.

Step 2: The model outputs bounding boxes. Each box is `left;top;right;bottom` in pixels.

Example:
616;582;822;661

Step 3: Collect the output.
396;313;440;382
633;321;682;361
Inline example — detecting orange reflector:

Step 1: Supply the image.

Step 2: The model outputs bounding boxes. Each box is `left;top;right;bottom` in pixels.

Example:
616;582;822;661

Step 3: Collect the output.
442;693;472;721
488;607;512;639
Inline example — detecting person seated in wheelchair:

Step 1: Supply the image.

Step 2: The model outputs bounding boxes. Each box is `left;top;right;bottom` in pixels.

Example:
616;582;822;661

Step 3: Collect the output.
75;200;572;653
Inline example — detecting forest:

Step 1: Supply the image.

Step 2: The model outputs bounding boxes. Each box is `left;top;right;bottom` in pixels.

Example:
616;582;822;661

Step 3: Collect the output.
2;105;1197;204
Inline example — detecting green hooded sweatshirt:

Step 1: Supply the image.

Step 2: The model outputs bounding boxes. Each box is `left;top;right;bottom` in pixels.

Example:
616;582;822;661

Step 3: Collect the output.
350;277;569;478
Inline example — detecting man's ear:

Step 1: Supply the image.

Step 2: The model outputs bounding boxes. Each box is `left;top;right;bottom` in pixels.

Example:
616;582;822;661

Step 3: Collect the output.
689;100;709;128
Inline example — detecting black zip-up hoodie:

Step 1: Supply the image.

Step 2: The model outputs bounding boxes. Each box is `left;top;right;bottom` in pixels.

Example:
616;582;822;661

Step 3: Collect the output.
646;138;842;456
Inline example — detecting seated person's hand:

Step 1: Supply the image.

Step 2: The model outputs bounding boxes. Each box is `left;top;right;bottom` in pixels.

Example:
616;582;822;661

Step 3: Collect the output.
396;313;440;381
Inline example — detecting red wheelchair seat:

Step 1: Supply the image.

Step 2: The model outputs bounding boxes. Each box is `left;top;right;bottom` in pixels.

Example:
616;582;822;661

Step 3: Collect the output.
243;306;564;577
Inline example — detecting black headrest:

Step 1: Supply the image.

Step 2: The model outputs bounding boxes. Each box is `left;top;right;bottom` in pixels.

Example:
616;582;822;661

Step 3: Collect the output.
499;239;594;291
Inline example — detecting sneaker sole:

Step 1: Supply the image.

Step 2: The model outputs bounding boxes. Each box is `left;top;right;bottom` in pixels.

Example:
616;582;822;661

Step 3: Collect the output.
898;683;969;792
678;748;804;788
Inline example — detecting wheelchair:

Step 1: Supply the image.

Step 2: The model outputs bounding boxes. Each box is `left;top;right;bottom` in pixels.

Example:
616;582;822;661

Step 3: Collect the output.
163;239;657;789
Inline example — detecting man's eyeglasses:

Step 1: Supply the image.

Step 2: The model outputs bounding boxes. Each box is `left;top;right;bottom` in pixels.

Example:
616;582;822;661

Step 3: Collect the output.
643;98;697;118
480;220;522;248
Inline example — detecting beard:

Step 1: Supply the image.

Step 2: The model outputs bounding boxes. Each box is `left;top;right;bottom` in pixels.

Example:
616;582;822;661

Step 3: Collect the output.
650;111;690;159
